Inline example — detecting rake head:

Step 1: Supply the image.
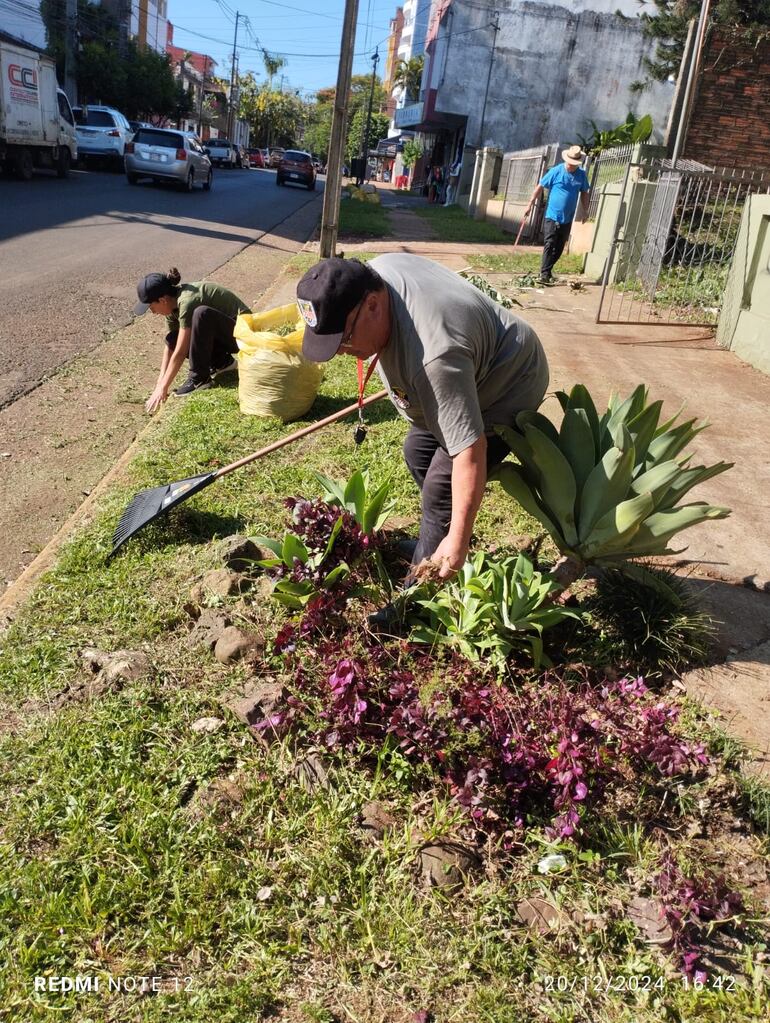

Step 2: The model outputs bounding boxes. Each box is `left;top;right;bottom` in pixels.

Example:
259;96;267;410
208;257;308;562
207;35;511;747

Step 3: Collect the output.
109;472;216;559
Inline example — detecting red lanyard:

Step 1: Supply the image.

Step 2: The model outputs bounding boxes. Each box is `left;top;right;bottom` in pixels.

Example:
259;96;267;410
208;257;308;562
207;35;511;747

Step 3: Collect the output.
357;355;379;423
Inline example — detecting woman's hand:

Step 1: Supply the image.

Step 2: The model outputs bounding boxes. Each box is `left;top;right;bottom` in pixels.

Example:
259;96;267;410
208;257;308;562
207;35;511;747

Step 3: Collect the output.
145;385;168;414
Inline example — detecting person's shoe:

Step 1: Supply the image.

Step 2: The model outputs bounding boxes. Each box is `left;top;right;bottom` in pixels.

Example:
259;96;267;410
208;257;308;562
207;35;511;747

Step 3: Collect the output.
538;274;554;287
212;356;237;378
367;601;405;633
173;376;213;397
395;537;418;561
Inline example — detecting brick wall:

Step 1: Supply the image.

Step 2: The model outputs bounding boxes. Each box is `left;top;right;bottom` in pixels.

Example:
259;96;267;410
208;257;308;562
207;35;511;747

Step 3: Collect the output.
684;27;770;168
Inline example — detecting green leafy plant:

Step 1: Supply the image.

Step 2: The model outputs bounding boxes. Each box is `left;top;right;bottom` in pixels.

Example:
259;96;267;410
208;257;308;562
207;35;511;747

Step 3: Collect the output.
257;520;350;608
401;139;423;171
577;112;653;153
407;551;579;668
314;469;394;534
492;384;731;587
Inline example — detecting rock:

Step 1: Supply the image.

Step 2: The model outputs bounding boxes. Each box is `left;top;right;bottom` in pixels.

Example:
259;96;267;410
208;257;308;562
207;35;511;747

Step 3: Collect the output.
187;609;232;651
217;535;269;572
626;895;673;946
80;647;152;684
360;801;396;839
291;751;330;792
223;680;285;727
200;568;246;599
420;841;481;893
360;183;376;193
214;626;263;665
191;716;225;734
516;897;569;935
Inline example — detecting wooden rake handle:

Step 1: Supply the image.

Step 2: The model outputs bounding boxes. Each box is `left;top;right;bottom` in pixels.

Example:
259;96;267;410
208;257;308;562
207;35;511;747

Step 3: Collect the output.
214;390;389;479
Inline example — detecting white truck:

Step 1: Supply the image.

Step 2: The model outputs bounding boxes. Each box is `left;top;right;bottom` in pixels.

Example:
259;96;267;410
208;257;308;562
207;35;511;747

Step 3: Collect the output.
0;37;78;180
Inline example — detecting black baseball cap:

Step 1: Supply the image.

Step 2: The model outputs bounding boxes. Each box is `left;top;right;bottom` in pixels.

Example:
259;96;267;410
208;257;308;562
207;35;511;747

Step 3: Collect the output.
296;258;380;362
134;273;174;315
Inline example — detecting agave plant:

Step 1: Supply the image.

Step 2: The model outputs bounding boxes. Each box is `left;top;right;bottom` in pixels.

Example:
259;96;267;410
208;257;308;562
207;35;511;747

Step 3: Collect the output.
492;384;731;584
408;551;579;668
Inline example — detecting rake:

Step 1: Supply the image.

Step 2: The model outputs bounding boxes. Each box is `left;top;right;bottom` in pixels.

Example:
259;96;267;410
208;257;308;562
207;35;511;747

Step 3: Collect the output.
109;390;388;559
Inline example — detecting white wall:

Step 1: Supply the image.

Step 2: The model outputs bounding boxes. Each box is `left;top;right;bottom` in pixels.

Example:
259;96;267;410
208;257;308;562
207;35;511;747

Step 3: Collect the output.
431;0;673;151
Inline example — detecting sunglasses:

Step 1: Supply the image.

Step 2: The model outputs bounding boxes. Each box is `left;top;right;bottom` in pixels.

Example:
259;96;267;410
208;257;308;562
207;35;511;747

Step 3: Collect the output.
339;295;367;349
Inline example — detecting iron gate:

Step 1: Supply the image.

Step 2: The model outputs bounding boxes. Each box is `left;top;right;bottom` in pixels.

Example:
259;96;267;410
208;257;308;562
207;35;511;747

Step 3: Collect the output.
597;161;770;325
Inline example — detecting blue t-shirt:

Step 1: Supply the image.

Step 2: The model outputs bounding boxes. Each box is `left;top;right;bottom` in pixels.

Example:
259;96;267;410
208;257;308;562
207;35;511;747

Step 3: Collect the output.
539;164;590;224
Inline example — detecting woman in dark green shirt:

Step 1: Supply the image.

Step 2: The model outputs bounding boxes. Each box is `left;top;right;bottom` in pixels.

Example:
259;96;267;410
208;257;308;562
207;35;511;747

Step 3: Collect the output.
134;268;250;412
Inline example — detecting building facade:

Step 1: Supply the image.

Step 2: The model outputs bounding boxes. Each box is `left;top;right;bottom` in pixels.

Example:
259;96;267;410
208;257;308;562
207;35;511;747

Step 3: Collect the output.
392;0;673;179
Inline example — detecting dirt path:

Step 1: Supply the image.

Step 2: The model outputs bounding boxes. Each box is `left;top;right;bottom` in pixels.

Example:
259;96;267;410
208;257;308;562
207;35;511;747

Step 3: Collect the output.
0;201;320;596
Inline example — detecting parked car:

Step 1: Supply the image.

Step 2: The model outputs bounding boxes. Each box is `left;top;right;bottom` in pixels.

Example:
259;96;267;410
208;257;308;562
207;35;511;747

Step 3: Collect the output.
268;147;285;168
125;126;212;191
205;138;237;168
246;147;264;168
128;120;152;135
234;143;248;168
276;149;316;190
73;105;132;167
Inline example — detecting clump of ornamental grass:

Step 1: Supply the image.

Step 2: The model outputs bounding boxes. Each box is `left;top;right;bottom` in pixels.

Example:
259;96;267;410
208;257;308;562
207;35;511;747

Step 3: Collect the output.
585;563;715;678
262;645;710;845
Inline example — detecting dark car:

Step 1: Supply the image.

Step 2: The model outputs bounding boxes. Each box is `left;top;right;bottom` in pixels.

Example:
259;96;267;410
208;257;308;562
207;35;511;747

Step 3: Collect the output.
276;150;316;190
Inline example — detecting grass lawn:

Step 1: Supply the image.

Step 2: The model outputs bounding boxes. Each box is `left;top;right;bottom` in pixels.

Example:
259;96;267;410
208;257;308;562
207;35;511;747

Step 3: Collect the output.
467;252;585;275
338;195;392;239
414;205;513;244
0;271;768;1021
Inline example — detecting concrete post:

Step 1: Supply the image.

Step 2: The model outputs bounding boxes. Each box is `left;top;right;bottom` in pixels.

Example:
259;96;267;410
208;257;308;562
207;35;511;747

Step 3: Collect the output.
469;147;501;221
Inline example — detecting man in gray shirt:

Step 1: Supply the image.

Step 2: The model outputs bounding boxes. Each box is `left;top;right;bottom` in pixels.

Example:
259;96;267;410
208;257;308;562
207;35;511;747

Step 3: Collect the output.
296;254;549;580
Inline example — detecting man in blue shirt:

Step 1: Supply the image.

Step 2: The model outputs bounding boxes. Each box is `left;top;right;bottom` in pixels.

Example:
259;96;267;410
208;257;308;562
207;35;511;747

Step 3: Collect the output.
525;145;590;285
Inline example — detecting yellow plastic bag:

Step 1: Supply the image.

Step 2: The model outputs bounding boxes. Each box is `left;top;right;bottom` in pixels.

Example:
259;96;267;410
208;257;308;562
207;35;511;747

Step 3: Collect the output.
234;303;324;421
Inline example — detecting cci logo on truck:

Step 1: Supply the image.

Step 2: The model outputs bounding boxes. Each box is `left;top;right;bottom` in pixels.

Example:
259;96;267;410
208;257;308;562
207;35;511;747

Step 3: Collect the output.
8;63;38;104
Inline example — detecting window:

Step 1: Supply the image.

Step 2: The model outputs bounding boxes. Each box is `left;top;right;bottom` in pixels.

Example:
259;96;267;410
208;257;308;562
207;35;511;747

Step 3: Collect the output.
284;151;310;163
57;93;74;126
135;129;184;149
80;110;118;127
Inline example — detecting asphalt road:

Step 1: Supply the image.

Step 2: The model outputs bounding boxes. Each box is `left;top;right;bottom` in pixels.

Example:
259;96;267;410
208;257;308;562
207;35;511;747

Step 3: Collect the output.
0;163;323;410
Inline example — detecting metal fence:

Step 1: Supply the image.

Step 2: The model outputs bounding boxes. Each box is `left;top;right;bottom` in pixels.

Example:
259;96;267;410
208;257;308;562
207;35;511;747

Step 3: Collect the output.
597;160;770;326
497;143;558;241
585;143;635;219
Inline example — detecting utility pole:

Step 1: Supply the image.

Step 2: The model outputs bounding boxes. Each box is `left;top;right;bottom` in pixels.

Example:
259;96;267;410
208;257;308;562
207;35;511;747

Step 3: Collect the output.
319;0;360;259
671;0;711;167
63;0;77;105
227;11;241;141
478;12;500;147
360;46;380;185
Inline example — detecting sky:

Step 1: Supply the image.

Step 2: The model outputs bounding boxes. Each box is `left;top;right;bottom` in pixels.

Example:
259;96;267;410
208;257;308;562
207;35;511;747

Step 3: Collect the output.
166;0;398;98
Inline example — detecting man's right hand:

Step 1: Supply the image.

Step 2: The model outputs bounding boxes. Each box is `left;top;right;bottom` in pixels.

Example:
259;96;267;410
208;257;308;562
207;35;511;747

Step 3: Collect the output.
145;385;168;414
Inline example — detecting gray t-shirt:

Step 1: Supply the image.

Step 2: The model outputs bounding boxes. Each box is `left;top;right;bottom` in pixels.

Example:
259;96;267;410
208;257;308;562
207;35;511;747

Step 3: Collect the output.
370;253;549;456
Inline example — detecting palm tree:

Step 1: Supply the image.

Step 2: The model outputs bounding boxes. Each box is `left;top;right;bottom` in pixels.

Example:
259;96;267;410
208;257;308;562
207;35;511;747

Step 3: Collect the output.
392;56;424;103
263;53;287;90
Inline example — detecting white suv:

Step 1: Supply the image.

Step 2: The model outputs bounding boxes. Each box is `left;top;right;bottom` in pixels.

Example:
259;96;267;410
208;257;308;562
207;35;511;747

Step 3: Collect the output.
73;105;132;167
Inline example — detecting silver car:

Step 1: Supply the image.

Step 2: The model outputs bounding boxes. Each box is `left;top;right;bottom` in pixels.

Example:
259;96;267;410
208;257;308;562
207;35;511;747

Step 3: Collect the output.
125;127;213;191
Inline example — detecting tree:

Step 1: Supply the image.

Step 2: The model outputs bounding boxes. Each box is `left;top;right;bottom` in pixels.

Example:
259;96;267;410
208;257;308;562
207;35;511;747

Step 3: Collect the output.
345;108;389;162
638;0;770;83
392;56;424;102
263;52;287;88
238;72;306;147
401;139;423;170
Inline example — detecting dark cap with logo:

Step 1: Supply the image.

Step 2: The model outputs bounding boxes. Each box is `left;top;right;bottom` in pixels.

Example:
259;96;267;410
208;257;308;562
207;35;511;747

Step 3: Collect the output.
134;273;176;315
296;257;380;362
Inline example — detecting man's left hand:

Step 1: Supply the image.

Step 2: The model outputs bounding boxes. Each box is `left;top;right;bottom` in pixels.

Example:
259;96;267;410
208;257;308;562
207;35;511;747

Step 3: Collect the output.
429;536;468;580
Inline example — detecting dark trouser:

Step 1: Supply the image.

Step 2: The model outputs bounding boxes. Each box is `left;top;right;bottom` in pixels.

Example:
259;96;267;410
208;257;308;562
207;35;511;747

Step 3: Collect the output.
540;218;572;279
403;427;511;565
165;306;239;383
